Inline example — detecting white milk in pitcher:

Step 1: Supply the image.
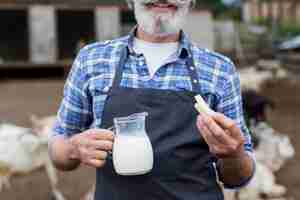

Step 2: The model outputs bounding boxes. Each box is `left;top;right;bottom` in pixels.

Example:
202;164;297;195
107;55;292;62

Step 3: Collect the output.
113;134;154;176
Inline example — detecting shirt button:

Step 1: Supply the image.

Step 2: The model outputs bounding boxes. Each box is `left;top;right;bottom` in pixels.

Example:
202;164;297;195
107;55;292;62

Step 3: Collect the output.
190;67;195;71
103;86;110;92
193;80;198;83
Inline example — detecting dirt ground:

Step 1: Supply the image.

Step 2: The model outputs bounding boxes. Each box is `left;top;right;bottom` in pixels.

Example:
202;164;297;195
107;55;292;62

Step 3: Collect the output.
0;76;299;200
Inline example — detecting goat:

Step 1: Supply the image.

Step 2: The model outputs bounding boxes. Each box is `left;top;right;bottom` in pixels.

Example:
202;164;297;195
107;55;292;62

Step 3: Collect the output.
238;63;287;92
236;161;287;200
30;115;57;139
0;123;65;200
250;122;295;172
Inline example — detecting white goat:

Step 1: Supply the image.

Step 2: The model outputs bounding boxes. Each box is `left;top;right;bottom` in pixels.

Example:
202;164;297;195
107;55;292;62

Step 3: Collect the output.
30;115;96;200
236;162;287;200
251;122;295;172
238;61;288;92
0;123;65;200
30;115;57;139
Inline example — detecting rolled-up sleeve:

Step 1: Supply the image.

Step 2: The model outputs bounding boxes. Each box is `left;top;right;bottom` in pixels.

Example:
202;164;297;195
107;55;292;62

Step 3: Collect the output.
52;51;93;139
216;63;255;189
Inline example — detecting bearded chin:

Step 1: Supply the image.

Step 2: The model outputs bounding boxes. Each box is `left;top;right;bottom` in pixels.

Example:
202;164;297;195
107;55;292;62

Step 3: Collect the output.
134;3;189;37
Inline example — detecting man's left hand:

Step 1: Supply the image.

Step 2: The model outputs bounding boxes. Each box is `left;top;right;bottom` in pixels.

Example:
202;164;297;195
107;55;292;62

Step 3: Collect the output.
196;112;246;158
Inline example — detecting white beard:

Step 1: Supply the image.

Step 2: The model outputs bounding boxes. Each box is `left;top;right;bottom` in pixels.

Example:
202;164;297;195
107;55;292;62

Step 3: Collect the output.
133;1;191;37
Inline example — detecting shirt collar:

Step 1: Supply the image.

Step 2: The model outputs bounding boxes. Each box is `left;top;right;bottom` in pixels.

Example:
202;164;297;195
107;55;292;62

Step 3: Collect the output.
125;26;192;59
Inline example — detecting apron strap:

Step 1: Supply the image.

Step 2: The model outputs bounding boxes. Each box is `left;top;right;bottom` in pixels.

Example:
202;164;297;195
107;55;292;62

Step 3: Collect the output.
111;46;129;90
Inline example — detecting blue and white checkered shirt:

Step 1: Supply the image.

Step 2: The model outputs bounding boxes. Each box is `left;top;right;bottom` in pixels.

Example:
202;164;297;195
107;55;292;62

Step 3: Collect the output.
52;28;255;188
53;29;253;157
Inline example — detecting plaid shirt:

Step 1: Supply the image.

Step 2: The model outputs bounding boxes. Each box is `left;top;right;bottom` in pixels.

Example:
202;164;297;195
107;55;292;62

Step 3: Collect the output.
52;29;255;188
53;30;253;153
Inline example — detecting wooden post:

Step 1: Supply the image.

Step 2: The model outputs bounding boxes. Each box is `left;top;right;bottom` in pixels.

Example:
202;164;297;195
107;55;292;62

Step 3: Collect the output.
29;5;57;63
252;0;259;21
95;6;121;41
242;1;252;23
283;1;292;23
296;2;300;23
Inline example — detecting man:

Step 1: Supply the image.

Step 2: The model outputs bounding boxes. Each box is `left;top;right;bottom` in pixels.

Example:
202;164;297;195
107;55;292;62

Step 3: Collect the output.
49;0;255;199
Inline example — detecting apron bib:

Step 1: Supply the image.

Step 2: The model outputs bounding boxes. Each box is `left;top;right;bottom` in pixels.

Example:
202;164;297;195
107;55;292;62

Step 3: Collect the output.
95;47;224;200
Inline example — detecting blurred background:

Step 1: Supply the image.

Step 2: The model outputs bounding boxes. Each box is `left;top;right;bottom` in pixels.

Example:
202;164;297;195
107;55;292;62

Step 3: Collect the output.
0;0;299;200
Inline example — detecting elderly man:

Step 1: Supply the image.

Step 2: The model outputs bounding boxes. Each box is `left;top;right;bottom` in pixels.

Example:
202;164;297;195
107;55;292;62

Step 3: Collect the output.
49;0;255;199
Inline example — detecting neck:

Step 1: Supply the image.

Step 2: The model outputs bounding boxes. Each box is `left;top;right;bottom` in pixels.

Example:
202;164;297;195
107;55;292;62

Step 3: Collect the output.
136;26;180;43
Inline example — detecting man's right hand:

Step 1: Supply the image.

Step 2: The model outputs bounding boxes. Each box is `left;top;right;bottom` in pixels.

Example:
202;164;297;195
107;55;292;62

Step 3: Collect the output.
68;129;114;168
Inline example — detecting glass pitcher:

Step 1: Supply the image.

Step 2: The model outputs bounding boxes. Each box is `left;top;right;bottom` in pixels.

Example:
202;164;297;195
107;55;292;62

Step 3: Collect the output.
112;112;154;176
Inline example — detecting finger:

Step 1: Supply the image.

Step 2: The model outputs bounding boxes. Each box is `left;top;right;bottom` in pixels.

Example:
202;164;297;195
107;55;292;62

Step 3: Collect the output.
91;150;108;160
198;116;235;155
212;113;244;139
197;125;240;158
197;116;221;147
89;140;113;151
200;123;229;155
211;113;235;130
88;159;106;168
201;114;238;147
87;129;114;141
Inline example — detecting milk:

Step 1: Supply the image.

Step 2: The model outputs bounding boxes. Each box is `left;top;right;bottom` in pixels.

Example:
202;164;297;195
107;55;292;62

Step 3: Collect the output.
113;134;154;176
